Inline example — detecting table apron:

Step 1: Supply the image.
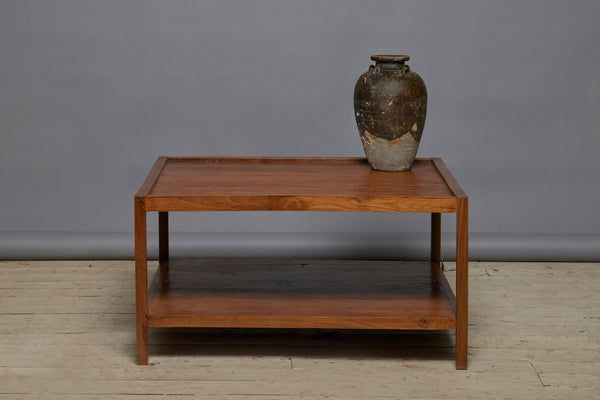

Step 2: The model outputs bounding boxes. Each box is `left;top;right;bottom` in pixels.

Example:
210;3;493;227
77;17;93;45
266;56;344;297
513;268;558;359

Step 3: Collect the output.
144;196;458;213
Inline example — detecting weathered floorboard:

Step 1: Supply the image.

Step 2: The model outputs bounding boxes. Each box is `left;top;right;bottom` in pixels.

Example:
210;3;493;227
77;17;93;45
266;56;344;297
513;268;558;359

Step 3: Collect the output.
0;260;599;399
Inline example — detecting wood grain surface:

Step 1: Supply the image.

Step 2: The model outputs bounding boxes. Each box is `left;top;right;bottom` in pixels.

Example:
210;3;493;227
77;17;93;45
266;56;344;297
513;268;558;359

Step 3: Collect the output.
147;259;456;330
137;157;462;212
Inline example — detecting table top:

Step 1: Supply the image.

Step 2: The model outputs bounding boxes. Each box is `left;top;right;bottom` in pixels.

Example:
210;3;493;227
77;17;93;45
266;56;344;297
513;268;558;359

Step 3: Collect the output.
136;157;466;213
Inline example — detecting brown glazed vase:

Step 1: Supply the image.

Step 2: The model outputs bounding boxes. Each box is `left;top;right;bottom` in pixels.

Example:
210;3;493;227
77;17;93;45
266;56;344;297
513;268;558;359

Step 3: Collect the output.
354;55;427;171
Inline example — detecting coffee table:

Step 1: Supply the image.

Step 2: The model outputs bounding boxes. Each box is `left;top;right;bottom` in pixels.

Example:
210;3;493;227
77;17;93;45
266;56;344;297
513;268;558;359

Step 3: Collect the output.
134;157;468;368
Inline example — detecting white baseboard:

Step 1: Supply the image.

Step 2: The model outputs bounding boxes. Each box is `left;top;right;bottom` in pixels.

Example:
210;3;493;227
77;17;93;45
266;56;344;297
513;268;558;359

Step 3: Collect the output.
1;231;598;261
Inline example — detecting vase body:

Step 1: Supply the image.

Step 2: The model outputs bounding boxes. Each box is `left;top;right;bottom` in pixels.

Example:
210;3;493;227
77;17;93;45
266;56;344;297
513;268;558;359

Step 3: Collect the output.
354;55;427;171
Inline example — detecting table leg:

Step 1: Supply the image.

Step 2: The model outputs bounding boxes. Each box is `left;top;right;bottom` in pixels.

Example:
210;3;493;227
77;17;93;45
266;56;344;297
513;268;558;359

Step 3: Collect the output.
159;212;169;263
431;213;441;269
455;198;469;369
135;198;149;365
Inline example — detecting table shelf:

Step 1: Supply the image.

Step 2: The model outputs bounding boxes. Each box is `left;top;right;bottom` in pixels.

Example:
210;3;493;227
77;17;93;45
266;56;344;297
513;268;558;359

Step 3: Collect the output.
147;259;456;330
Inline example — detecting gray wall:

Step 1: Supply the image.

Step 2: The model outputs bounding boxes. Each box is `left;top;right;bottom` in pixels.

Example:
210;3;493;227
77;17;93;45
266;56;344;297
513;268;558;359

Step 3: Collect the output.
1;0;599;260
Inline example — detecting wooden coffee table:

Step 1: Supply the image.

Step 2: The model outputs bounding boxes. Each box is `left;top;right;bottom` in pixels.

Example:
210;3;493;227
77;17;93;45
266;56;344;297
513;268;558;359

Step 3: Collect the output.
134;157;468;368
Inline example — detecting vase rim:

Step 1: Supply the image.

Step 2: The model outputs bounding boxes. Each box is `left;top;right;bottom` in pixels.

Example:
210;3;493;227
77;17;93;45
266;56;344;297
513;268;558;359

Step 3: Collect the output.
370;55;410;63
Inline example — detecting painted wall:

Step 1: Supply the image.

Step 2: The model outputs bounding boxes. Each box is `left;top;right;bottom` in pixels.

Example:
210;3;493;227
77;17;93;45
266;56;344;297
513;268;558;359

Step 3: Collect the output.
1;1;599;260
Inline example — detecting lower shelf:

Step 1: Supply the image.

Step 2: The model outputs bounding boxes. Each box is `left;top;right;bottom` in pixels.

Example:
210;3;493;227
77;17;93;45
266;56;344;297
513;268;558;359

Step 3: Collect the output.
147;259;456;330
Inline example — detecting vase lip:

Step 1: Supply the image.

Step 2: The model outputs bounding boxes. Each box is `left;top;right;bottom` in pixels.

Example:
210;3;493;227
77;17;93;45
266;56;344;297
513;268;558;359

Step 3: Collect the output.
371;55;410;63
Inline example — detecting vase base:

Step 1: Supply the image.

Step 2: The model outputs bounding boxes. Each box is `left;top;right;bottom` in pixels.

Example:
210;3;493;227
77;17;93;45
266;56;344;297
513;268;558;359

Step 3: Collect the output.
360;130;419;172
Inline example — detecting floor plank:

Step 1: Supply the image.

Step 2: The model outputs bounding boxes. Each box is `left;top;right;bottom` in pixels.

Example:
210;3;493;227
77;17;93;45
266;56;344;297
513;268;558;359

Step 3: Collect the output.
1;260;599;399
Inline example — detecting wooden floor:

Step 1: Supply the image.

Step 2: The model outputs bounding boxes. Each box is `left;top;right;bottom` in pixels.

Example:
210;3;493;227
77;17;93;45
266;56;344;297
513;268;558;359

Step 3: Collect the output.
1;260;599;399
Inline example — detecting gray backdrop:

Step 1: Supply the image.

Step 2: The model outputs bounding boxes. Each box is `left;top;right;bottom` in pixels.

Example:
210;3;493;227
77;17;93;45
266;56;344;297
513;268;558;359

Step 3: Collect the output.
1;0;599;260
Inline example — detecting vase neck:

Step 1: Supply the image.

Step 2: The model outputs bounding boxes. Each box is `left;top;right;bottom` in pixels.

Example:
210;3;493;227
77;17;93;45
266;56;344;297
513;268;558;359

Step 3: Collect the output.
375;61;406;70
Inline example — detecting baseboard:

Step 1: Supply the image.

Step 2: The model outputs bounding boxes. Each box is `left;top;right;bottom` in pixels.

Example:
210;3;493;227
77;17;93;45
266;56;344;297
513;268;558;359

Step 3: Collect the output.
1;231;598;261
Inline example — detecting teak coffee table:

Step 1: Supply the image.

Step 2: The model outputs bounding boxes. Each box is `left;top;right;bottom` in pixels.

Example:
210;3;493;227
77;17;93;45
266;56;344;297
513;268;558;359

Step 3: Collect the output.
134;157;468;369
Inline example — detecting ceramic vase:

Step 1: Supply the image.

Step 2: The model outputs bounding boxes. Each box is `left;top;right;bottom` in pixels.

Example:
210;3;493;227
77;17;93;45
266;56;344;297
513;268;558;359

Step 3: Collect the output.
354;55;427;171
